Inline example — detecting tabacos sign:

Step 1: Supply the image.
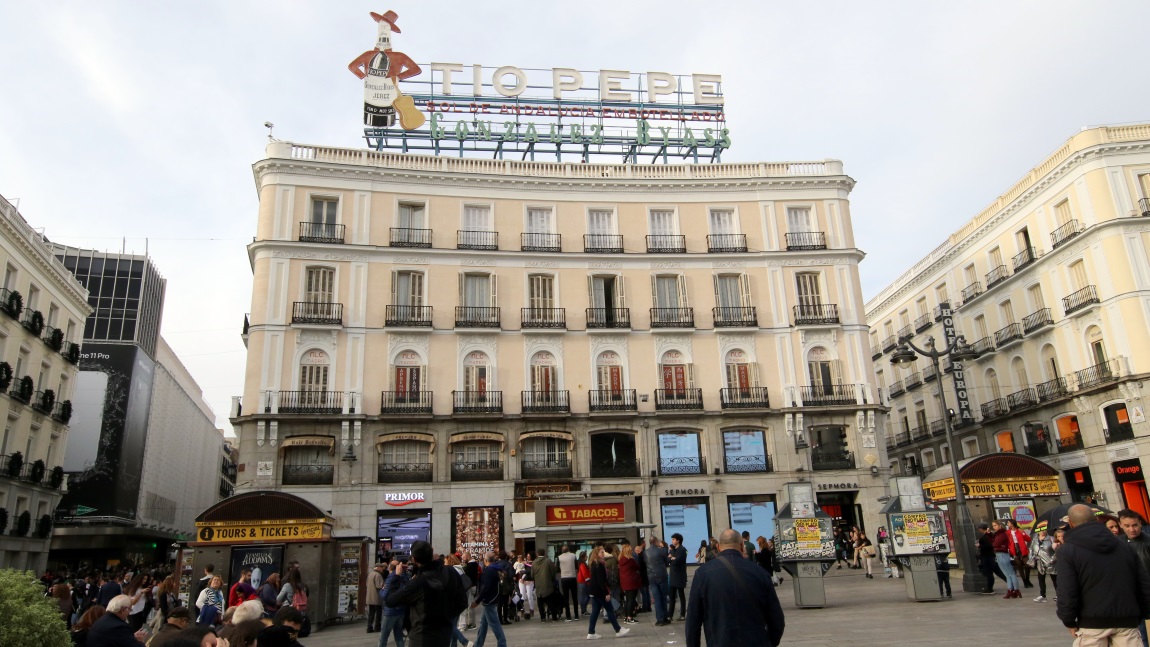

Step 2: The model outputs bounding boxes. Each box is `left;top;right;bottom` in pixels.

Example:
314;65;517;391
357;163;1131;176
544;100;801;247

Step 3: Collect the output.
348;10;731;162
384;492;427;507
546;502;625;525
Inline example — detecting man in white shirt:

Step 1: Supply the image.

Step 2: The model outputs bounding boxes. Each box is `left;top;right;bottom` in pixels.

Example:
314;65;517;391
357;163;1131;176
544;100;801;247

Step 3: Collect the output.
557;545;580;621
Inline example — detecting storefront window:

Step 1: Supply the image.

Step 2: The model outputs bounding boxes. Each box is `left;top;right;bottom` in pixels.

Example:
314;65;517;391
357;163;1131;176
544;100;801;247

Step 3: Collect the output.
452;506;503;556
995;430;1015;453
723;429;768;472
1055;415;1082;451
658;433;702;475
377;510;431;562
728;495;776;545
660;498;710;564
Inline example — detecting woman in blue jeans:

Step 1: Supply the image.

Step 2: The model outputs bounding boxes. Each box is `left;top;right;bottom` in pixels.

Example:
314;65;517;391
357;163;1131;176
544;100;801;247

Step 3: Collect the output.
991;520;1021;598
379;563;409;647
585;546;631;640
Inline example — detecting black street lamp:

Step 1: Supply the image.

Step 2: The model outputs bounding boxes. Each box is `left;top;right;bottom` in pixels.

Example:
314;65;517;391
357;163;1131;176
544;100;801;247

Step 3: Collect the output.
890;334;983;592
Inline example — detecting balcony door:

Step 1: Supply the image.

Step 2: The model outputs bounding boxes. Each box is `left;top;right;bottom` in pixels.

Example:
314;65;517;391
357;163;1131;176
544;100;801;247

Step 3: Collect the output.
807;347;841;394
714;274;751;314
649;210;678;236
312;198;338;225
589;275;626;326
725;349;757;394
398;203;425;229
588;209;616;236
392;270;424;307
660;351;693;398
463;205;493;232
305;267;335;304
529;274;555;310
796;272;822;309
596;351;624;397
526;208;553;234
709;209;737;235
523;437;567;466
393;351;423;401
530;351;557;395
463;351;490;396
461;273;496;308
786;207;813;233
299;350;330;406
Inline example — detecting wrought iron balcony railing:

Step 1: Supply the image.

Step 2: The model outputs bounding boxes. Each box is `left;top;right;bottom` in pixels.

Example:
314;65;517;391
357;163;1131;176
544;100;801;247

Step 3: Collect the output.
961;281;983;303
994;323;1023;347
713;306;757;327
893;432;910;447
452;390;503;414
52;400;72;423
1105;424;1136;444
793;304;840;325
1063;285;1099;315
1022;308;1054;334
980;398;1008;420
380;390;433;415
452;460;503;482
871;344;883;360
719;387;770;409
1058;433;1084;452
889;379;905;397
646;234;686;253
911;426;930;442
299;222;345;244
659;455;706;476
654;388;703;411
584;234;623;253
923;364;938;382
521;307;566;329
457;230;498;250
905;371;922;390
589;389;637;412
385;305;433;327
650;307;695;328
282;464;334;485
882;335;898;352
725;454;773;473
707;233;747;253
1013;247;1038;271
986;265;1009;289
800;384;856;406
377;463;433;484
586;307;630;329
390;227;432;248
1074;360;1118;390
455;306;501;328
929;419;946;436
1007;387;1037;411
31;391;53;414
934;304;947;321
784;231;827;250
1035;377;1069;402
278;390;344;414
970;337;994;356
521;232;561;252
590;457;640;478
812;450;855;471
897;325;913;341
521;458;572;480
915;313;932;332
521;390;570;413
292;301;343;325
1050;219;1084;249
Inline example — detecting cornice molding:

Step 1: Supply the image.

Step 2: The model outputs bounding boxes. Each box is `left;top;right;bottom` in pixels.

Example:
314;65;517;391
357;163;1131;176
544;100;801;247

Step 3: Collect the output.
0;217;91;314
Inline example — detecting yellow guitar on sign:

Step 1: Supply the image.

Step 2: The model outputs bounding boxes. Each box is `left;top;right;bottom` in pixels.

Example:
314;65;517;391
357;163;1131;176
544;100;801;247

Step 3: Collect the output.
394;89;425;131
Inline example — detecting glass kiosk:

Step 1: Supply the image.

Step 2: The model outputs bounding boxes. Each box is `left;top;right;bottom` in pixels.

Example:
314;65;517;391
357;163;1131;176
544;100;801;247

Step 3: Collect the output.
880;476;950;602
774;482;835;608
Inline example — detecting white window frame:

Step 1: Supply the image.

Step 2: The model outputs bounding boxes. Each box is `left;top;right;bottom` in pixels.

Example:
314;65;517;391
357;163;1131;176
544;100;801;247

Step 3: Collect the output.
307;193;341;225
706;207;741;235
647;207;680;236
785;204;815;233
461;202;495;232
396;199;428;229
586;207;618;235
524;205;556;235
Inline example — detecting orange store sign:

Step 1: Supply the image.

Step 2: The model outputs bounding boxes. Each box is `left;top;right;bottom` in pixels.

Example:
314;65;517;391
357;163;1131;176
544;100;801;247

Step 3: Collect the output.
546;503;625;525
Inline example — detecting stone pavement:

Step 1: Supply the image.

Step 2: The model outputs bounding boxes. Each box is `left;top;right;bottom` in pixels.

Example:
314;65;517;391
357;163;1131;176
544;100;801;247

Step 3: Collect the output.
299;568;1070;646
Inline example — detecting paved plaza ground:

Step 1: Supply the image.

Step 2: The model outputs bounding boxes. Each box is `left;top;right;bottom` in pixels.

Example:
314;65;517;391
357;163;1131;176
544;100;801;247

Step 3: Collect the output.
301;567;1072;646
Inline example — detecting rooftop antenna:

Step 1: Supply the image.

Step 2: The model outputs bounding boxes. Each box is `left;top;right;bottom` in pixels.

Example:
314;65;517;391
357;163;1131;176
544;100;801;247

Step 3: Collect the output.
264;121;275;141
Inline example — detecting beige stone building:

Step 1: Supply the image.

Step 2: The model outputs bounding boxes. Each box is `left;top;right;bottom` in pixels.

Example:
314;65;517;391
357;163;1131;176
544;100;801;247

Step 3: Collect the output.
0;194;90;571
865;124;1150;522
231;141;886;560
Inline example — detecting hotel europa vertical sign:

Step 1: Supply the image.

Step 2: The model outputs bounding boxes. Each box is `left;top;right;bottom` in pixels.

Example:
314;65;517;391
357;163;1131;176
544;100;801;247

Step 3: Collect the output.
939;302;975;426
348;10;730;163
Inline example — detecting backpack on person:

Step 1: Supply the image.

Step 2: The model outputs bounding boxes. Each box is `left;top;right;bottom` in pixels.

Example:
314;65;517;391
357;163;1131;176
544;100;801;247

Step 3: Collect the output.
291;588;308;612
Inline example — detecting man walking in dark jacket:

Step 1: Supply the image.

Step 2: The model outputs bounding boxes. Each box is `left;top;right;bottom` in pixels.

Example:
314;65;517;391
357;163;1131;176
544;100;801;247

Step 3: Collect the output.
1056;504;1150;645
385;541;467;647
1118;509;1150;645
667;533;688;621
646;536;670;626
471;553;507;647
685;529;784;647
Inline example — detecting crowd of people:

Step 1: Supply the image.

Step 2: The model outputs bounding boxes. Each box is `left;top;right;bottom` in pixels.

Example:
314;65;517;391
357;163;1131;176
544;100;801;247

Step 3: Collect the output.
34;560;313;646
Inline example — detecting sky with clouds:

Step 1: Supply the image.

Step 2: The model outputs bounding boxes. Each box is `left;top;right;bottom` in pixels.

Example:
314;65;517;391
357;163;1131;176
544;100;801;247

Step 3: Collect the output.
1;1;1147;434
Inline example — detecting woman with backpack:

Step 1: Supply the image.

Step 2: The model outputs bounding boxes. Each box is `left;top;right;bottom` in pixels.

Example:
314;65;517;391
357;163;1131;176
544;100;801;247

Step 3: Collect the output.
276;568;310;636
256;572;280;617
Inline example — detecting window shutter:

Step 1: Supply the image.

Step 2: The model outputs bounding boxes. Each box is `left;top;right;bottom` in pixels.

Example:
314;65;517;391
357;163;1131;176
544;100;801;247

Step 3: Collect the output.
587;275;597;308
650;275;659;308
712;275;721;305
751;362;761;388
687;363;696;389
740;273;753;308
458;273;464;305
831;360;843;386
615;275;627;308
489;273;498;307
678;275;689;308
390;270;398;304
412;272;424;306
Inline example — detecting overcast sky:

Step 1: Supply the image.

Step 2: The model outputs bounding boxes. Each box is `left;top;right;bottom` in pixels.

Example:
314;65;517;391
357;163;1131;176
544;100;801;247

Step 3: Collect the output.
2;1;1147;434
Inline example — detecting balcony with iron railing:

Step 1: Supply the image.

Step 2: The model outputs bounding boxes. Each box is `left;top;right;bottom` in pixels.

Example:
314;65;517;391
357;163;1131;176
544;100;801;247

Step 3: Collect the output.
986;265;1010;289
961;281;983;303
923;364;938;382
1058;433;1084;452
1024;438;1051;458
659;455;706;476
654;388;704;411
521;308;566;329
812;450;855;471
1007;387;1037;411
911;426;930;442
784;231;827;250
934;304;948;321
888;379;905;397
521;390;571;414
586;308;631;329
905;371;922;390
1022;308;1054;334
52;400;72;424
452;391;503;414
1050;219;1084;249
390;227;432;248
292;301;343;325
584;234;623;253
521;458;572;480
871;344;883;360
31;391;54;415
793;304;840;325
457;230;498;250
377;463;433;484
646;234;686;253
885;434;899;450
1074;360;1118;390
720;387;770;409
1063;285;1100;315
915;313;932;333
455;306;501;328
713;306;757;328
994;323;1024;348
521;232;561;252
1141;197;1150;217
799;384;857;406
277;390;345;414
1105;423;1136;444
897;324;913;341
385;305;433;327
590;457;640;479
452;460;503;482
1036;377;1069;402
380;391;433;415
282;464;334;486
589;389;638;412
707;234;747;253
929;419;946;436
882;335;898;352
891;432;909;448
725;454;773;474
650;307;695;328
970;337;994;356
299;222;345;244
1013;247;1038;272
980;398;1008;420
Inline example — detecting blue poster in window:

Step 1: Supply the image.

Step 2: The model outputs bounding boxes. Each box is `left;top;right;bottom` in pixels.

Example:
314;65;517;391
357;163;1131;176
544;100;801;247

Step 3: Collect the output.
723;430;767;472
728;500;777;544
661;502;710;564
659;433;700;474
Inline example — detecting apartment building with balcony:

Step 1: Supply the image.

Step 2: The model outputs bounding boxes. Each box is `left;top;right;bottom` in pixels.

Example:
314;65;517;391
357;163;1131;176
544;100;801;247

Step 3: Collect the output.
866;124;1150;520
0;194;91;572
231;141;887;559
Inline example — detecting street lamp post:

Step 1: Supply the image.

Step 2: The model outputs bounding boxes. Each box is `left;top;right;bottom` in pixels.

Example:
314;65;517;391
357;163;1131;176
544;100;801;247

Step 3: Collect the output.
890;335;982;593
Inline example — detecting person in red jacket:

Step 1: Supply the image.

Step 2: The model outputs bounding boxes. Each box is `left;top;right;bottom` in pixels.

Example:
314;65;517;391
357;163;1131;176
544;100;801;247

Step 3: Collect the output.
991;520;1022;598
1005;519;1033;589
576;552;592;616
228;569;257;609
618;543;642;624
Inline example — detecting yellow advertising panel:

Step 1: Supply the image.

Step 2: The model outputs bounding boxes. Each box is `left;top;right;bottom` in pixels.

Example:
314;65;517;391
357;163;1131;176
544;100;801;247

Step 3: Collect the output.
794;518;823;551
923;476;1061;501
194;521;328;545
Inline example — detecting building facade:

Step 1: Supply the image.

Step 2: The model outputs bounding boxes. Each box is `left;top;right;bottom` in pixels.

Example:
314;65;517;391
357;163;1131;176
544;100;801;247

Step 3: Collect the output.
865;124;1150;521
0;194;90;572
231;141;886;561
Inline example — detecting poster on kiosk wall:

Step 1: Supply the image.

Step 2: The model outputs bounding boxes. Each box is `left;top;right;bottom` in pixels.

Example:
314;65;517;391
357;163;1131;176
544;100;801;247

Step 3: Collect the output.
453;507;504;556
888;511;949;555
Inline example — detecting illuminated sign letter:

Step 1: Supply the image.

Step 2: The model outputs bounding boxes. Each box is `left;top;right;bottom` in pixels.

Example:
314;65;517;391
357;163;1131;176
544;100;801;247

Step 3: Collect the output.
599;70;632;102
493;66;528;97
431;62;465;95
646;72;676;102
692;74;724;105
553;68;584;99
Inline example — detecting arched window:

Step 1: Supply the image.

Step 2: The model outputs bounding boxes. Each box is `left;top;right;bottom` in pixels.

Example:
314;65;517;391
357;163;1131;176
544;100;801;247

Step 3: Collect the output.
378;440;432;483
724;349;758;392
521;437;570;478
807;346;841;393
452;442;503;481
596;351;624;393
995;430;1015;453
590;432;639;478
1011;357;1028;391
1054;415;1082;451
1040;344;1059;381
529;351;558;394
1086;325;1107;368
658;350;694;398
463;351;490;393
297;349;333;410
392;350;425;403
986;368;1002;401
1103;402;1134;443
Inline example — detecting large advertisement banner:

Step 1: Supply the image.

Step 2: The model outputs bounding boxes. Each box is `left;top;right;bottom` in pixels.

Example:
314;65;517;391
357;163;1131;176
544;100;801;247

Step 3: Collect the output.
992;499;1037;530
452;507;504;556
888;512;949;555
228;545;284;593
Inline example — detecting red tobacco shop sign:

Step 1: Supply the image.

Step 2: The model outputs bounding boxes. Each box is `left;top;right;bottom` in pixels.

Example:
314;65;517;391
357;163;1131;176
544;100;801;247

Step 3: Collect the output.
546;503;625;526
